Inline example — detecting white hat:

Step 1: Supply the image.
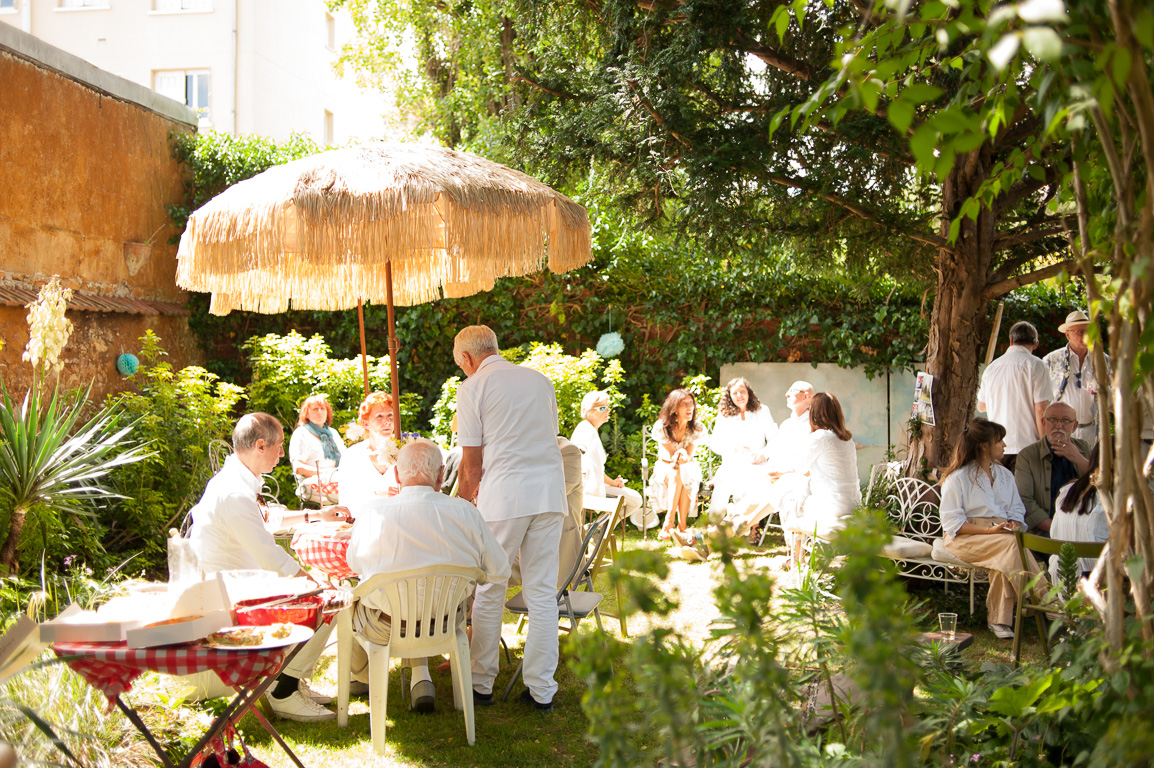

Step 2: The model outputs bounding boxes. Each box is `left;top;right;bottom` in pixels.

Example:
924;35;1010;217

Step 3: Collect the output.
1058;310;1090;333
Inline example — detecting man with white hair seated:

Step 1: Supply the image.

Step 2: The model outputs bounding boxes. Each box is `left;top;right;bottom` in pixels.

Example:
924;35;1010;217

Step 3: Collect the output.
723;380;815;537
344;439;510;714
571;390;655;530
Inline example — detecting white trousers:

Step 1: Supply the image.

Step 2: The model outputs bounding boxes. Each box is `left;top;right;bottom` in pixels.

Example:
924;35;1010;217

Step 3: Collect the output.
605;485;655;529
471;512;563;702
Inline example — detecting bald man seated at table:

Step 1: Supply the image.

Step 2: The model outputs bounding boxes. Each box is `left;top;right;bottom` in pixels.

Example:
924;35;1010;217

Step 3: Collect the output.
345;439;510;714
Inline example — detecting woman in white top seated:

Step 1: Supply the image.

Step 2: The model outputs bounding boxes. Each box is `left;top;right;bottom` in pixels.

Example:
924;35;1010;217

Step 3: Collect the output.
571;390;656;530
707;378;778;516
939;418;1045;639
289;394;345;498
782;393;861;549
337;391;401;513
1049;445;1109;583
650;388;706;541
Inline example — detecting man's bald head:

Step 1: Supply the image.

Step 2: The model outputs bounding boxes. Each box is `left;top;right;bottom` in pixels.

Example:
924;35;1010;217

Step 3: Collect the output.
1043;402;1078;443
396;439;444;489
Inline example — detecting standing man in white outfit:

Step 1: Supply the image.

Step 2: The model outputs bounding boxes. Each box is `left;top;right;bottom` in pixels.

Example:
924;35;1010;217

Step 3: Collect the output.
977;321;1052;472
1043;310;1106;445
454;326;568;712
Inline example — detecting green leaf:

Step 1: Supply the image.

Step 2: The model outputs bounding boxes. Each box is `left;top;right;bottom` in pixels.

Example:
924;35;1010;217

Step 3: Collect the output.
901;83;944;104
935;146;957;178
989;676;1053;718
859;79;881;112
773;6;789;42
1112;46;1132;87
952;131;987;153
1136;9;1154;51
888;99;915;134
988;33;1021;71
1023;27;1063;61
910;125;938;168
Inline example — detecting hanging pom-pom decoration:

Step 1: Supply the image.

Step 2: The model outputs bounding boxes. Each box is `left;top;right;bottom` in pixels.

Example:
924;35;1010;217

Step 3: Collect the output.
116;353;140;376
596;332;624;358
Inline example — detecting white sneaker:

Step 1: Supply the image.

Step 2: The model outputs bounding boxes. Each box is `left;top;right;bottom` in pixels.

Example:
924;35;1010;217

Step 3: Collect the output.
297;678;332;705
267;690;336;722
987;623;1014;639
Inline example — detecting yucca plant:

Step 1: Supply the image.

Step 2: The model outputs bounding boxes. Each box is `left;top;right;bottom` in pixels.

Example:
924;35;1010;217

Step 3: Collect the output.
0;277;150;575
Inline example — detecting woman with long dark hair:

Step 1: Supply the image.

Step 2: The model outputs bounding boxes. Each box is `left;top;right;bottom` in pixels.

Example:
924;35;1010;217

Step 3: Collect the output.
650;389;705;541
781;393;861;557
707;378;777;516
939;418;1044;639
1048;445;1108;580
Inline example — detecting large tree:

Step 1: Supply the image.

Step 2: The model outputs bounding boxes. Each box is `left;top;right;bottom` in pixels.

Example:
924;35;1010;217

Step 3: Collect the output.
335;0;1088;468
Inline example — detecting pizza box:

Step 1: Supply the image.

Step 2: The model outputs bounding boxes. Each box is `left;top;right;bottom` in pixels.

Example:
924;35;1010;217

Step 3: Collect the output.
126;575;235;648
39;603;148;644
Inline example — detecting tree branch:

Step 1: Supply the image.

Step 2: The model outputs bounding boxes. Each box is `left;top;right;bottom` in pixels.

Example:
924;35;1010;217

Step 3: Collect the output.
765;173;950;250
983;259;1079;300
993;218;1076;251
732;29;817;82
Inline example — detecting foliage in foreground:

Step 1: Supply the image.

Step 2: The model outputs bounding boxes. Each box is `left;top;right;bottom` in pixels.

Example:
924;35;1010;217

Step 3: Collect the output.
575;514;1154;767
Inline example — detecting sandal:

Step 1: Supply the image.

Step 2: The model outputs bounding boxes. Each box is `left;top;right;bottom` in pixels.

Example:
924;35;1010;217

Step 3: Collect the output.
658;528;673;541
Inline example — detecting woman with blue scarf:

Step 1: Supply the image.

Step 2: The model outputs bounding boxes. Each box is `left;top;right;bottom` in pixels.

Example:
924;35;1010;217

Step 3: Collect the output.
290;395;346;498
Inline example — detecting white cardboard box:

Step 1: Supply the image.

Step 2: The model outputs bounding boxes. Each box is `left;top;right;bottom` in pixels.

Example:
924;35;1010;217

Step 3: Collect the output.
39;603;147;644
125;575;235;648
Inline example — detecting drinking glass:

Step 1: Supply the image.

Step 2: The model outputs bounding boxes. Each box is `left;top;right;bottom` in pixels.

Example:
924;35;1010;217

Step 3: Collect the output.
938;612;957;642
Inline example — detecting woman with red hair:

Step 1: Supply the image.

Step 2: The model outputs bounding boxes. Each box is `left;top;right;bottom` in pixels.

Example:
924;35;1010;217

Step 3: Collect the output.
289;394;345;480
337;391;401;510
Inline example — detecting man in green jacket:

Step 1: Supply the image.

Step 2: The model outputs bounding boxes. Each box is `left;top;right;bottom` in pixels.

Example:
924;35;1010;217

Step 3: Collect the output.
1014;403;1092;535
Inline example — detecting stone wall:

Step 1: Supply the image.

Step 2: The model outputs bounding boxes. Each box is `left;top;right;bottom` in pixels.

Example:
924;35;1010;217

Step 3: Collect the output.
0;25;203;400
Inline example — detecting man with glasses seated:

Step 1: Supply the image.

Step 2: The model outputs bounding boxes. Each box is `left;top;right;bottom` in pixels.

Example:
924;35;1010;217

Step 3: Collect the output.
1014;403;1092;535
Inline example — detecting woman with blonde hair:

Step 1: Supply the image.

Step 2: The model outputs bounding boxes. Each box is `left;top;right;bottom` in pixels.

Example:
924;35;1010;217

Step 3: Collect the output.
337;391;401;510
650;389;705;541
939;418;1045;639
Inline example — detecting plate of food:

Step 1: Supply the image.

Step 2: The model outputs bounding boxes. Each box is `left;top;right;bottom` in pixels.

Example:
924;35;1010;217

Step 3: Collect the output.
201;622;313;650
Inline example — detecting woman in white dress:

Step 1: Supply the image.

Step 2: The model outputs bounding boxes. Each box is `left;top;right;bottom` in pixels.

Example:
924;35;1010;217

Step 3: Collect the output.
1049;445;1108;582
289;395;345;501
337;391;401;512
782;393;861;555
650;389;705;541
571;391;656;529
939;418;1044;639
707;378;777;516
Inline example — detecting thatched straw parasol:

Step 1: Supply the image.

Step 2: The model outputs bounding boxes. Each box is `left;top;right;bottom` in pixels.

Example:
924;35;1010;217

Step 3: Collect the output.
176;142;592;428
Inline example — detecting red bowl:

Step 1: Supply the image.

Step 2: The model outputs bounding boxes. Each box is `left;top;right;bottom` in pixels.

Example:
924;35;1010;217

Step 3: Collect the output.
234;594;323;630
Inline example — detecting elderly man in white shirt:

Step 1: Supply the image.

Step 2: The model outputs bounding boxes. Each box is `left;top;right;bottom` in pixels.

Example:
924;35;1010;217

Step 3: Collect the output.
189;412;350;722
454;325;568;712
977;320;1052;472
344;439;510;714
1043;310;1107;445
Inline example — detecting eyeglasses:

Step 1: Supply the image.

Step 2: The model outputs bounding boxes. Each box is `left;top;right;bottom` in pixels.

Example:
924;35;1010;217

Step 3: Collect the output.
1044;417;1077;426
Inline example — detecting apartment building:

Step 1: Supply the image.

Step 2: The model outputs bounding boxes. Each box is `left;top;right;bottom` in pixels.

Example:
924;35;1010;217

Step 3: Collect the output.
0;0;393;144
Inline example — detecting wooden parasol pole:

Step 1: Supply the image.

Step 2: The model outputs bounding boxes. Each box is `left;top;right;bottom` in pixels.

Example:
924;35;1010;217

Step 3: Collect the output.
385;262;402;430
357;300;370;397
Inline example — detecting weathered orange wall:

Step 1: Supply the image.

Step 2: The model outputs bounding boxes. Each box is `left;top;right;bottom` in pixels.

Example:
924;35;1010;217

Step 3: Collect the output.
0;46;202;399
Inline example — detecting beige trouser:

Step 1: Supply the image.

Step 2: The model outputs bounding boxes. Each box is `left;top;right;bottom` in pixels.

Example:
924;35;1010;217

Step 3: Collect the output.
348;602;431;682
945;518;1046;625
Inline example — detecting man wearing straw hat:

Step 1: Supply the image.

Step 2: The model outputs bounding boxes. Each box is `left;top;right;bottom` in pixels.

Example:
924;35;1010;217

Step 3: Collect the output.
454;325;567;712
1043;310;1107;445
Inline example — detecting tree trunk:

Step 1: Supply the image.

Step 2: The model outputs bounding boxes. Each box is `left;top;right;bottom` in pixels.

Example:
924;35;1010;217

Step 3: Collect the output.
0;506;27;574
911;151;996;472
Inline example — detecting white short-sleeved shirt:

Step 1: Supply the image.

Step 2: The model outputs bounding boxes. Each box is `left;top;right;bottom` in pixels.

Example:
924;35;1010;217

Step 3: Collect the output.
977;345;1051;453
346;485;512;611
189;454;300;577
939;463;1027;540
570;419;607;498
289;424;345;475
456;355;567;521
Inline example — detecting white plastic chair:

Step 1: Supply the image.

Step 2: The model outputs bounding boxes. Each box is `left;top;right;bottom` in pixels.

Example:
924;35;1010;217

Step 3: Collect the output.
336;565;484;751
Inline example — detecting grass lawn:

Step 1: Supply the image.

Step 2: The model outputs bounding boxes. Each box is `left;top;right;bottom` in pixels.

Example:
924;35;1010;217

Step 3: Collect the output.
141;524;1048;766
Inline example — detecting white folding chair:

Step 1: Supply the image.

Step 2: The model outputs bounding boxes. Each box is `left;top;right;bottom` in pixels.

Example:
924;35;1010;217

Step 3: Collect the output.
336;565;484;751
500;513;613;701
583;494;629;636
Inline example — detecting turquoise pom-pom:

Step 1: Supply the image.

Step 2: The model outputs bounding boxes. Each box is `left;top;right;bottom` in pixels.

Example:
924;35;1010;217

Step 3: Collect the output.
116;353;140;376
596;332;624;358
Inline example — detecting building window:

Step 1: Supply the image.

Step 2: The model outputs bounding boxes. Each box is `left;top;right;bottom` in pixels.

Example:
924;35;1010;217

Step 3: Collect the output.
324;111;334;145
0;0;16;12
154;69;211;125
154;0;211;10
59;0;107;7
326;13;336;50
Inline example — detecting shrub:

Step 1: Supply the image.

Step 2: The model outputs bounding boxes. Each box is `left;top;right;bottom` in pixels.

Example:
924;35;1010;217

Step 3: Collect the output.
104;332;245;575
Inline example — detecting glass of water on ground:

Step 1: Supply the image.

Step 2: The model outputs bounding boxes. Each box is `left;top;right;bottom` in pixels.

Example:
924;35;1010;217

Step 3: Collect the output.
938;612;957;642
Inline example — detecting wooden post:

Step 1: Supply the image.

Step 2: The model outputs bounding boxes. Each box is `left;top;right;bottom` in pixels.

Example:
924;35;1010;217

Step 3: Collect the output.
357;300;370;397
386;262;402;431
985;300;1005;366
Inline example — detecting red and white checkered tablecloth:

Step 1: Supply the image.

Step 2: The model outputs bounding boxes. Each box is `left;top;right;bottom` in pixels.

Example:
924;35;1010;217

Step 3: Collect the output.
291;527;355;580
53;641;286;709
